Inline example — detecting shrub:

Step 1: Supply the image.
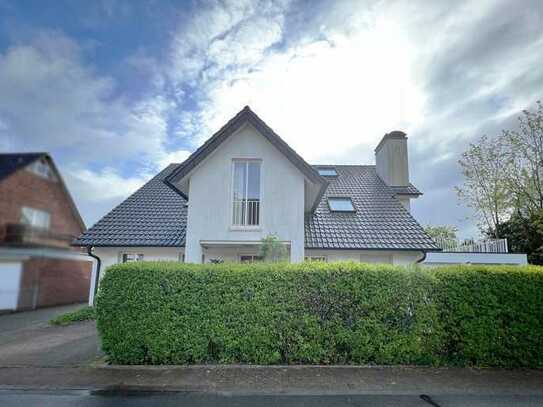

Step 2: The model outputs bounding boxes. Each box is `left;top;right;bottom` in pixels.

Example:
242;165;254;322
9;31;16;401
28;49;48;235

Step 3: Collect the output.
96;262;543;367
50;306;95;326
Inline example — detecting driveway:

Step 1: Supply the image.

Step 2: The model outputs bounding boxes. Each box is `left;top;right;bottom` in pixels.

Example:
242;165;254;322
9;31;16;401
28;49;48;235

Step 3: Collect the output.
0;304;102;366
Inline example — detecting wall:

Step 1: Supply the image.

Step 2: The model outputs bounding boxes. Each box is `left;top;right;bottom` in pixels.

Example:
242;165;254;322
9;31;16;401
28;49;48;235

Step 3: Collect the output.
304;249;422;265
17;257;91;310
424;252;528;266
375;136;409;186
184;123;306;263
94;247;185;277
0;166;84;243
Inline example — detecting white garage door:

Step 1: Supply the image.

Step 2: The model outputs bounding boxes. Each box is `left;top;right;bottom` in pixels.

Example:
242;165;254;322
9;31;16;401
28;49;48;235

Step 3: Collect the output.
0;261;22;311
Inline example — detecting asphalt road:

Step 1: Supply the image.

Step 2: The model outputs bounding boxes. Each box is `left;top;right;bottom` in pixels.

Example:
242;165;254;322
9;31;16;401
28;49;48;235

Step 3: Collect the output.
0;391;542;406
0;304;102;366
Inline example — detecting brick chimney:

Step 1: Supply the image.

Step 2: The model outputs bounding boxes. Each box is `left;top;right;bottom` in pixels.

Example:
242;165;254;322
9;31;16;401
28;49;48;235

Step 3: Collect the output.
374;130;409;186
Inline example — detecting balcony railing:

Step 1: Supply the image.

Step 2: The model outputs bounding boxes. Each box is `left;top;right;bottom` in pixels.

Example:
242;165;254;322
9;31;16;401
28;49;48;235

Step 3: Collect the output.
434;237;508;253
1;223;75;249
233;199;260;226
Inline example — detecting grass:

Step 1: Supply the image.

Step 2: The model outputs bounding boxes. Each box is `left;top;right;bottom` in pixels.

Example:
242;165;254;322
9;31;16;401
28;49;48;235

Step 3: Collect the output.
49;306;96;326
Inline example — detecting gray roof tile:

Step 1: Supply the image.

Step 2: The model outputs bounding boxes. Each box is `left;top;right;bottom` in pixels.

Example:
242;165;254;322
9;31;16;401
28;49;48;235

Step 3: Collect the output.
305;165;439;250
75;164;439;251
73;164;187;247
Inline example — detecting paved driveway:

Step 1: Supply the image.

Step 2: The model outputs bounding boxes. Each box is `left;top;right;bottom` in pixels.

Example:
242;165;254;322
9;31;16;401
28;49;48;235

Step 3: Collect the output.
0;304;102;366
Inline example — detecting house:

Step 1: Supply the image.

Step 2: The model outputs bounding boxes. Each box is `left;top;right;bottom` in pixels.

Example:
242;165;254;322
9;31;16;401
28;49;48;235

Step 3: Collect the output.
0;153;92;312
74;106;442;277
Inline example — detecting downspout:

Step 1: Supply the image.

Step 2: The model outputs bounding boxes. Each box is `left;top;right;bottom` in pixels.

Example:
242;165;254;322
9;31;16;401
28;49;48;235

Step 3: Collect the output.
87;246;101;306
416;251;427;264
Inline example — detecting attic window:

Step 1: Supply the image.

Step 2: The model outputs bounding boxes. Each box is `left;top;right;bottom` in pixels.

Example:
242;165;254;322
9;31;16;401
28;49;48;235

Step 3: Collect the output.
328;197;355;212
317;167;337;177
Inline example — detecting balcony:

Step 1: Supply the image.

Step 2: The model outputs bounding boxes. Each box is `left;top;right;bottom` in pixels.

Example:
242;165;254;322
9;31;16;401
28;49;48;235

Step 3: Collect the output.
434;237;509;253
1;223;75;249
232;199;260;226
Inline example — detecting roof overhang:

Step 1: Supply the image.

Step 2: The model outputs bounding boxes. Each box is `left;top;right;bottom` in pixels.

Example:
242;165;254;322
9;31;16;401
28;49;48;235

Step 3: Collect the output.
165;106;328;213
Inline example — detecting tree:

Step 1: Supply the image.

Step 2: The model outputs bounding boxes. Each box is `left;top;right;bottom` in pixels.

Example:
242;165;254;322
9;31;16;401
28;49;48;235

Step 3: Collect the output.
259;235;288;262
456;134;511;238
502;101;543;215
424;225;458;241
488;208;543;265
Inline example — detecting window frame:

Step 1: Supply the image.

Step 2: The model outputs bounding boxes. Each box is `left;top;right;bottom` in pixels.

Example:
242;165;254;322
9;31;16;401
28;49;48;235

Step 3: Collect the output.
120;252;144;263
20;206;51;230
27;159;56;181
327;197;356;212
317;167;338;177
304;255;327;262
239;254;264;263
230;158;262;228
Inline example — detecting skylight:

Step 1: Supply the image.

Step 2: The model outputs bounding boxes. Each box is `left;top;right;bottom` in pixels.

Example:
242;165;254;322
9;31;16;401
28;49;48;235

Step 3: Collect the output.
317;167;337;177
328;197;355;212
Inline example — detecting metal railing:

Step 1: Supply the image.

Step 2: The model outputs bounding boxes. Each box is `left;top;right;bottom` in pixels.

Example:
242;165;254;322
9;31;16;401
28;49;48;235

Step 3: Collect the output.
233;199;260;226
434;237;508;253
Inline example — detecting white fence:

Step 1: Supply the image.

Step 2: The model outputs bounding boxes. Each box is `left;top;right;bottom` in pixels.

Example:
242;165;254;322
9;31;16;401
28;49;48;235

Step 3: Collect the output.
434;237;508;253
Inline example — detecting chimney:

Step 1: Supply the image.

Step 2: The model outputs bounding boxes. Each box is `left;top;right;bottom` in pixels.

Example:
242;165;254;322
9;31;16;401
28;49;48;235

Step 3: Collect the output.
375;130;409;186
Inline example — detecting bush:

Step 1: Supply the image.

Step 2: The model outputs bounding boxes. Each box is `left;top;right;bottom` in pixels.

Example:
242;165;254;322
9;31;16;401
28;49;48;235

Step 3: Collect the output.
96;262;543;367
50;306;95;326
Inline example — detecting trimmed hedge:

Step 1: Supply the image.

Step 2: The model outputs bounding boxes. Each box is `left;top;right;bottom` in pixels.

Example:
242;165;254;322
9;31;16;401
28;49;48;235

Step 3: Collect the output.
96;262;543;367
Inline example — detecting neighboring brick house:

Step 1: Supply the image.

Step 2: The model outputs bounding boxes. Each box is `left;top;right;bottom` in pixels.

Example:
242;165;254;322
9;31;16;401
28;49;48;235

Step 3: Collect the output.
0;153;92;312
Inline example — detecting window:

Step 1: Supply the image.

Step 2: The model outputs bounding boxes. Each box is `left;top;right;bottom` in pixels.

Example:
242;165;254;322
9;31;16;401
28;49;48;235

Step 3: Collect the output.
317;167;337;177
305;256;327;262
20;207;50;229
328;197;355;212
240;255;263;263
27;159;55;180
232;160;261;226
121;253;144;263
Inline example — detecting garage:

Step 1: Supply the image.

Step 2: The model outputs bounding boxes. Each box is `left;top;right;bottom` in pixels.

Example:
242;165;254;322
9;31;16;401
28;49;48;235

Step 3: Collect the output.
0;261;22;312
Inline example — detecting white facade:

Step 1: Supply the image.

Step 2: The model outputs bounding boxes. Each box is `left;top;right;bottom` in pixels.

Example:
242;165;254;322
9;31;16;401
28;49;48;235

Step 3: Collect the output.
183;123;306;263
305;250;422;265
423;252;528;266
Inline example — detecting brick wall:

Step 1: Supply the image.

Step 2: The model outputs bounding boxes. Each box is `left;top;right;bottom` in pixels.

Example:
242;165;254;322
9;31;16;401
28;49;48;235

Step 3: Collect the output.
0;166;83;243
17;257;92;310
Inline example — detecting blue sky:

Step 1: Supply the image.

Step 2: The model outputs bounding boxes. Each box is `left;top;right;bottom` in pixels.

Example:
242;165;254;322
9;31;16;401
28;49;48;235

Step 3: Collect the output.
1;0;542;238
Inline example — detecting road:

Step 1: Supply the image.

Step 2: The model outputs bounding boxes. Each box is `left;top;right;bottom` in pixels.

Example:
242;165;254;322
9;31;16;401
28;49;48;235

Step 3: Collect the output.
0;304;102;366
0;390;541;406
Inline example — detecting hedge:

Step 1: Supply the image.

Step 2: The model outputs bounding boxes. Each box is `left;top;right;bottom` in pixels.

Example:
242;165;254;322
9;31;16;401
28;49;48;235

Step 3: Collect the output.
96;262;543;367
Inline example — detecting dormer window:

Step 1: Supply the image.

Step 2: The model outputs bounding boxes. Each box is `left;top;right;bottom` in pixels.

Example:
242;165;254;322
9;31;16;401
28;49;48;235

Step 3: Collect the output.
328;197;355;212
317;167;337;177
232;160;261;226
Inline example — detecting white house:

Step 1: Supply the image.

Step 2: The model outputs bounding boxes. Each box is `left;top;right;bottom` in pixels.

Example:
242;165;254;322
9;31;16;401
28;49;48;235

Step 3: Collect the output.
74;106;527;291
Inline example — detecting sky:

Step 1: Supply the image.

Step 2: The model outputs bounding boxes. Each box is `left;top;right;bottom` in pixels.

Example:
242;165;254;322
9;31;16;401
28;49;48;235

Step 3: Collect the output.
1;0;542;239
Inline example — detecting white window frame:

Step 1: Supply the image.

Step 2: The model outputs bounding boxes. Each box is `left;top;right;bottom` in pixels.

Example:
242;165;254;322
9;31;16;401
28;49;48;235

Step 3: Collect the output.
120;252;144;263
231;159;262;228
20;207;51;230
239;254;264;263
27;159;55;181
305;256;327;262
328;197;356;212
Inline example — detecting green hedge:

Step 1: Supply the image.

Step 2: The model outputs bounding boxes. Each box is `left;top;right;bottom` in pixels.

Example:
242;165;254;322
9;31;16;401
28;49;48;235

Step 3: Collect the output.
96;262;543;367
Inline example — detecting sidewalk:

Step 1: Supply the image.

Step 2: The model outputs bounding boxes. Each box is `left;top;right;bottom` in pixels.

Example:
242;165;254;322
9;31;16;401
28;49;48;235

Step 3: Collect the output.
1;365;542;395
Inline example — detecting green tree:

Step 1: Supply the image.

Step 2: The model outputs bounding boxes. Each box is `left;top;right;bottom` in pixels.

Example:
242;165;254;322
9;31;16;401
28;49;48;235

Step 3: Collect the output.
424;225;458;240
259;235;288;262
456;134;511;238
502;101;543;215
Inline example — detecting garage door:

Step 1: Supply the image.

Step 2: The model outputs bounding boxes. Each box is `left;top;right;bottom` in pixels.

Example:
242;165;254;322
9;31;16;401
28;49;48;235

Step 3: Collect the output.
0;262;22;311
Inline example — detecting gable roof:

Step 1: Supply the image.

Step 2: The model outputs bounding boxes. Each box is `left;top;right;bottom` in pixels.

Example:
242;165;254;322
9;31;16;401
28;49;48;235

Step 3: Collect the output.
75;163;439;251
0;153;45;181
165;106;328;212
305;165;439;251
73;164;186;247
0;152;86;231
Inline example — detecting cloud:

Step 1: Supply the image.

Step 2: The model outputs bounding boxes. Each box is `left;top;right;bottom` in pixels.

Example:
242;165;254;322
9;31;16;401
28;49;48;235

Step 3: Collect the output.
163;0;543;237
0;31;183;225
